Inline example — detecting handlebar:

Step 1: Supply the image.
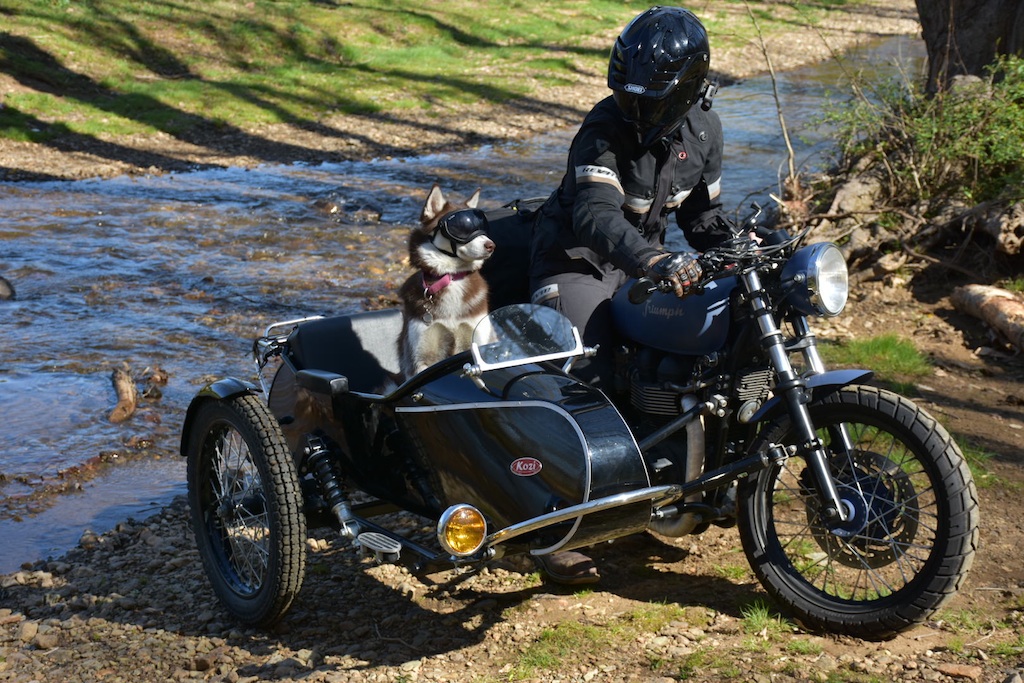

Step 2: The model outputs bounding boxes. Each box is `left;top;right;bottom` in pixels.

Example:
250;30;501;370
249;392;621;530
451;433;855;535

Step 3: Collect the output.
626;204;799;305
626;276;666;305
627;253;723;305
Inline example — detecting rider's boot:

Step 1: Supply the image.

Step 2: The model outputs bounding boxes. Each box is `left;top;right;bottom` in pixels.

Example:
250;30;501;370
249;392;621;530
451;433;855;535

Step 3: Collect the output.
535;550;600;585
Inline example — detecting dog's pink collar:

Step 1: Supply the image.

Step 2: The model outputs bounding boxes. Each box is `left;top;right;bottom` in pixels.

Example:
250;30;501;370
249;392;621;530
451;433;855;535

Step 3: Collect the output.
422;270;468;296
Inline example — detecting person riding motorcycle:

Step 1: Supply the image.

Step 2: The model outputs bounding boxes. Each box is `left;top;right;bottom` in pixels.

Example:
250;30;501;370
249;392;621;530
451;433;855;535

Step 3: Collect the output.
529;5;732;584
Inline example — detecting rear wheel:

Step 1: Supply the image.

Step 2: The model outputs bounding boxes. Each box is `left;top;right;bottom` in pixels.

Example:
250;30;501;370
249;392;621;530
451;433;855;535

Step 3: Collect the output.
185;394;306;626
739;385;978;639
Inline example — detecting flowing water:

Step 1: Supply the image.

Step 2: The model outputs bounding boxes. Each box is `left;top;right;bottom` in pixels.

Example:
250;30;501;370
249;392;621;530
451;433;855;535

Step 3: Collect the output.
0;36;924;572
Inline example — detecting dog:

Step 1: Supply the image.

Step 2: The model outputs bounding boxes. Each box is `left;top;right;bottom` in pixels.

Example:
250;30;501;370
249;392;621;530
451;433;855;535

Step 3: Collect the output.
396;184;494;381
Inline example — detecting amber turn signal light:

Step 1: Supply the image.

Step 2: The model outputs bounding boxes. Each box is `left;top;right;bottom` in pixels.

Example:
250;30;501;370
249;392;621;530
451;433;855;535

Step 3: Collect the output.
437;504;487;557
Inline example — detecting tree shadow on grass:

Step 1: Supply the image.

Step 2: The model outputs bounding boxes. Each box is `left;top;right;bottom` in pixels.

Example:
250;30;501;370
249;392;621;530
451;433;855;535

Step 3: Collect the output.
0;20;594;180
0;33;333;172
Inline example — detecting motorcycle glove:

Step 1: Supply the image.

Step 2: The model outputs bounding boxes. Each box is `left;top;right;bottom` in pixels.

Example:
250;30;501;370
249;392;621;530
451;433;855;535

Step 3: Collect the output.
644;252;703;298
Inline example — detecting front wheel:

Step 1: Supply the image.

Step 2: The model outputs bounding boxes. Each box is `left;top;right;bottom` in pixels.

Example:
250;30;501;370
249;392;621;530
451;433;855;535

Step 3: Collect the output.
185;394;307;626
739;385;979;639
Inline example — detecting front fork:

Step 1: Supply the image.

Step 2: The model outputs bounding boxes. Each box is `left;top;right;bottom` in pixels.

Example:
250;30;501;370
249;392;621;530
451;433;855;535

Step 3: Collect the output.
742;270;852;524
790;315;857;458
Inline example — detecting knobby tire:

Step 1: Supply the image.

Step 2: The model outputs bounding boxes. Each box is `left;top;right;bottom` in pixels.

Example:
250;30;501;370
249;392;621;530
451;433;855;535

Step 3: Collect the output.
739;385;979;639
186;394;306;627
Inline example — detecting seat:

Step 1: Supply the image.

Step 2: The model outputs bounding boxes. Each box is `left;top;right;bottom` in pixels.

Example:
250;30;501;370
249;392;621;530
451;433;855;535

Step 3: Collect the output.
286;308;403;393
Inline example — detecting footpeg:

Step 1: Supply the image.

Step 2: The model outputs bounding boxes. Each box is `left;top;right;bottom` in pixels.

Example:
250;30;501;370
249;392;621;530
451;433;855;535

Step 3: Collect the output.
356;532;403;563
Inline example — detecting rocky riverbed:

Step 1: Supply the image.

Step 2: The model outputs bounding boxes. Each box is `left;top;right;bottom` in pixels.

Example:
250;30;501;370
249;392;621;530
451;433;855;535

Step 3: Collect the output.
2;486;1024;683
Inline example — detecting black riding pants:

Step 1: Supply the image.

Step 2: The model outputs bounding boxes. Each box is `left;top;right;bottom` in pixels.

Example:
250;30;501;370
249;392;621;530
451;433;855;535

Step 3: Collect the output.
530;268;629;389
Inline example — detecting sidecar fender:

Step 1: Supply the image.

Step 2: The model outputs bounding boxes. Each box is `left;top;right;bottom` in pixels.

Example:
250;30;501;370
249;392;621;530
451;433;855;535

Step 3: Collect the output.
748;369;874;424
178;377;261;457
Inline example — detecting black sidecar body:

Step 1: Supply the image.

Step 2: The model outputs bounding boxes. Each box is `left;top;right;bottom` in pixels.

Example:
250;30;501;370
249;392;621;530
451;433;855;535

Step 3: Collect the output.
265;306;656;554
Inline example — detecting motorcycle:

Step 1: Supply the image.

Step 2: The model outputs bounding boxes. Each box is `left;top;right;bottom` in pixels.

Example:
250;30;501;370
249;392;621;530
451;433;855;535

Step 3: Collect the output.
179;212;978;639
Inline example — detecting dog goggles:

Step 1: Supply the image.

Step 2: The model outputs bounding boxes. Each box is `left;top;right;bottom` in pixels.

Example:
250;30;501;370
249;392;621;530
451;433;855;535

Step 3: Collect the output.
434;209;489;248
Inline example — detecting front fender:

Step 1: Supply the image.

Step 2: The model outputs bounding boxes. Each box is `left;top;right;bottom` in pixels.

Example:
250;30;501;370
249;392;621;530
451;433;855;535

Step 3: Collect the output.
178;377;261;456
748;369;874;425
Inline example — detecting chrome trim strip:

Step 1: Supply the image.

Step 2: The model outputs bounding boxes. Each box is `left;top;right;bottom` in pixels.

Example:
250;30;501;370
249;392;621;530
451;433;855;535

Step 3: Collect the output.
481;485;684;552
263;315;325;338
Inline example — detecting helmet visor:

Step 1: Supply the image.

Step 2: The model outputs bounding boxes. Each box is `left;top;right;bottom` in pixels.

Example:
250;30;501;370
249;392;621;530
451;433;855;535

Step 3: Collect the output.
613;74;705;141
435;208;489;245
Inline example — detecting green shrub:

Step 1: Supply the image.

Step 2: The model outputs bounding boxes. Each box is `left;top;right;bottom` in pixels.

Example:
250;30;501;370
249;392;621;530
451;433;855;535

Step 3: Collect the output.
824;55;1024;204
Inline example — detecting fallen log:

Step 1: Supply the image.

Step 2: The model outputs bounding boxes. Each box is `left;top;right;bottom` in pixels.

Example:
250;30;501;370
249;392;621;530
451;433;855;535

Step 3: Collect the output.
950;284;1024;352
108;366;138;423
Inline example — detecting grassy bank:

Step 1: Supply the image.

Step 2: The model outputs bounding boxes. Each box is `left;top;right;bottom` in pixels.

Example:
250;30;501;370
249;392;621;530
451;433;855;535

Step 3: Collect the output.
0;0;913;145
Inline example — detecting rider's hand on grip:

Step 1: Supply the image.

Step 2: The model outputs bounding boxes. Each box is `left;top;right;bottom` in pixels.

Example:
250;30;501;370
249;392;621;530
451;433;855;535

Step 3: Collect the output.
644;252;703;299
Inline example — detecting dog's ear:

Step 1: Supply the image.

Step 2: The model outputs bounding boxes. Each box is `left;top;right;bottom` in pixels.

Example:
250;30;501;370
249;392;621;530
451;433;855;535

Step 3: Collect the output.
421;184;447;225
465;188;481;209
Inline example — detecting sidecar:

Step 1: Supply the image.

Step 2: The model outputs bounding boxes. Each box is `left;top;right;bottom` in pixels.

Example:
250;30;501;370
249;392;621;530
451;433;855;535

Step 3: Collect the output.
180;304;683;625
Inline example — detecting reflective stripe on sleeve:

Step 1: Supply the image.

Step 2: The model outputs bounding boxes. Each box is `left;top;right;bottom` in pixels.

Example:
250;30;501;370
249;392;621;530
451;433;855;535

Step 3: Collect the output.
707;177;722;200
623;196;653;214
575;164;623;193
663;187;694;210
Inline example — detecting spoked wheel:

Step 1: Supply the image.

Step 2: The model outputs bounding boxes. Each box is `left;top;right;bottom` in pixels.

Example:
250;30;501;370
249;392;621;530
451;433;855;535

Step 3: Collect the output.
739;385;979;639
185;394;306;626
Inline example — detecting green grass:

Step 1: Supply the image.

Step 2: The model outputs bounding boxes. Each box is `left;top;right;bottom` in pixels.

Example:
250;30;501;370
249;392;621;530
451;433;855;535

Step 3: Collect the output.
713;564;751;581
786;638;824;655
624;602;690;632
957;436;1011;489
0;0;909;143
936;607;993;634
673;648;710;679
509;621;611;680
505;602;694;680
818;333;932;382
991;632;1024;657
740;598;795;638
998;276;1024;293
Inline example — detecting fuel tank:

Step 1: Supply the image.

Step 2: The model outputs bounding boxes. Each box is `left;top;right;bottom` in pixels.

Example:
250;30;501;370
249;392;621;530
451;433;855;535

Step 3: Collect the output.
396;366;652;553
611;276;736;355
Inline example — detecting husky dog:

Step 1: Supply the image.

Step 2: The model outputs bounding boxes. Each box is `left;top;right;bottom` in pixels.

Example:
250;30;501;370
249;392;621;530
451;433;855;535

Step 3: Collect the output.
396;185;494;381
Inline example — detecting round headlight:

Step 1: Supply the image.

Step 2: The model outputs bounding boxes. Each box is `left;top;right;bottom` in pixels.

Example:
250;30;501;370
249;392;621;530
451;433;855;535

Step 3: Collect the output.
813;244;849;316
437;504;487;557
781;242;849;317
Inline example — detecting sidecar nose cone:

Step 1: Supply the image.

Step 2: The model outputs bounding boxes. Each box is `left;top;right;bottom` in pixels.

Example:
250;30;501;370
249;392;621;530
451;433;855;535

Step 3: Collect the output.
438;504;487;557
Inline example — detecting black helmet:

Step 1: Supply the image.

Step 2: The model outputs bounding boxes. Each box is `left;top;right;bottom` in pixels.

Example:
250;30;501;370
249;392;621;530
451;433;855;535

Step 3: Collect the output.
608;6;710;147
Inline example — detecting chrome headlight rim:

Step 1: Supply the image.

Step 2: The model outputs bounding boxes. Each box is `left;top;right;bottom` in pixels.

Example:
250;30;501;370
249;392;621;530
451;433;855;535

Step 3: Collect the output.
437;504;488;558
782;242;849;318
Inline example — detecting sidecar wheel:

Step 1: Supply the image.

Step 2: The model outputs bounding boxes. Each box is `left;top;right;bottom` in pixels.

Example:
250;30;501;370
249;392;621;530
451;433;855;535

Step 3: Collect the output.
738;385;978;639
185;394;306;627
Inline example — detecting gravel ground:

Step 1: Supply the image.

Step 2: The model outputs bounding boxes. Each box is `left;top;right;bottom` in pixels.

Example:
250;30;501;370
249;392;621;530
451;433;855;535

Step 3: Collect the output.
2;484;1022;683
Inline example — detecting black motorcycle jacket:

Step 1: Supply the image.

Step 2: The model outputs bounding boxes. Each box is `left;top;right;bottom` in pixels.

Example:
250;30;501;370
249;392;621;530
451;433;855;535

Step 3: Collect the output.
531;95;728;280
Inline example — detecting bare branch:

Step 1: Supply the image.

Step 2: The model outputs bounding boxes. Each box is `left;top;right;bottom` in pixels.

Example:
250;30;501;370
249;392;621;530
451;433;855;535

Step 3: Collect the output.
743;2;797;190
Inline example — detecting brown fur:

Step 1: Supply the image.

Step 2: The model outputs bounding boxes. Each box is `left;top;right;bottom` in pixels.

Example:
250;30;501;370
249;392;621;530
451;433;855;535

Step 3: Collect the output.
395;184;494;380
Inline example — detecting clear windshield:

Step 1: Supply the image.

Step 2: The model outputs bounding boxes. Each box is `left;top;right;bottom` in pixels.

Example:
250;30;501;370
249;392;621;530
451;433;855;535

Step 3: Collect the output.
471;304;582;371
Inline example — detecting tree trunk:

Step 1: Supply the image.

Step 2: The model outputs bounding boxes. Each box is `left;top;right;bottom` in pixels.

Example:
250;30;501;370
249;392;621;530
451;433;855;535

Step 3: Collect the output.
915;0;1024;92
950;284;1024;351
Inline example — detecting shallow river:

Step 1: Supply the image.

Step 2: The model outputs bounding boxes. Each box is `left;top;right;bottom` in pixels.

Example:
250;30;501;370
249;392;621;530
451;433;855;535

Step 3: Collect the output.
0;37;924;572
